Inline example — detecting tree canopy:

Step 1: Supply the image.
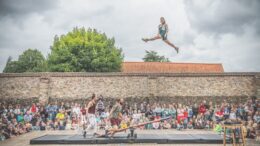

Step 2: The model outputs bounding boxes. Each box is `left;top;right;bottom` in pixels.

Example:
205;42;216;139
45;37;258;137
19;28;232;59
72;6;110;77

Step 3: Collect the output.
3;27;124;73
142;50;170;62
3;49;47;73
47;27;124;72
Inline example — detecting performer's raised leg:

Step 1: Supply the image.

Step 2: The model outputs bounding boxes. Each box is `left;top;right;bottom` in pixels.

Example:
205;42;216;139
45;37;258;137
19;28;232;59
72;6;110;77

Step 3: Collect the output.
163;40;179;53
142;35;161;42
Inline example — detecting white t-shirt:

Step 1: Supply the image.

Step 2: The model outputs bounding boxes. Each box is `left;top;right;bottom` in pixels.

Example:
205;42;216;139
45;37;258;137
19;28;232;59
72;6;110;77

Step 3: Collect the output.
229;112;236;120
72;106;81;116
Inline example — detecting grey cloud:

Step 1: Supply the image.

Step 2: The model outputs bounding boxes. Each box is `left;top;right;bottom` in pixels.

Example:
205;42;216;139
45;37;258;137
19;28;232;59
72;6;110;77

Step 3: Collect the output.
0;0;59;19
184;0;260;35
0;0;259;72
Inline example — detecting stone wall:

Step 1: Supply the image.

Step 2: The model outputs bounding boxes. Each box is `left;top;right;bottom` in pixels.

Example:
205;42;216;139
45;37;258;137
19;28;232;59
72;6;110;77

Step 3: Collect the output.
0;72;259;103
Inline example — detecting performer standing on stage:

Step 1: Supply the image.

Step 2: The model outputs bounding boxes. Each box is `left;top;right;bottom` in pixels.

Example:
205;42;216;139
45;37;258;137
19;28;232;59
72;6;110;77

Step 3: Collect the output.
83;93;98;137
109;98;124;137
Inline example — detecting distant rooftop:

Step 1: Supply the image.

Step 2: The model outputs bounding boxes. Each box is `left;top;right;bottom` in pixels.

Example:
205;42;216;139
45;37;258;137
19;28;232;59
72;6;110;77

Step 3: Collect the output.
122;62;224;73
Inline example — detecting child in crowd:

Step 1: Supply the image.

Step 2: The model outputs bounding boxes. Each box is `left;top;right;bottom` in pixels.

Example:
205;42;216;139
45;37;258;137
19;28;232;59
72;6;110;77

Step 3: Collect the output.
152;116;160;129
187;121;193;129
214;122;222;134
177;119;184;130
162;120;171;129
65;119;72;130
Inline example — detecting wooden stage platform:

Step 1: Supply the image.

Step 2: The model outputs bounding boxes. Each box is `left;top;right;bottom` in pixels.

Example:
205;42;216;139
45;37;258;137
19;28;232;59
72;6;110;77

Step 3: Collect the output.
30;133;223;144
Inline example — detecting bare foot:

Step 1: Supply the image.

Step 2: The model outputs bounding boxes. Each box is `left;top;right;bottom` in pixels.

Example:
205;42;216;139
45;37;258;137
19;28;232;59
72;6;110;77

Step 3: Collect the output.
176;47;179;54
142;38;148;42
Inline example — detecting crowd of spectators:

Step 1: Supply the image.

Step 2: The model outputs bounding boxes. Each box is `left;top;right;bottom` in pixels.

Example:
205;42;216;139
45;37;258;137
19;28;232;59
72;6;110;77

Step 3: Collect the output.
0;96;259;141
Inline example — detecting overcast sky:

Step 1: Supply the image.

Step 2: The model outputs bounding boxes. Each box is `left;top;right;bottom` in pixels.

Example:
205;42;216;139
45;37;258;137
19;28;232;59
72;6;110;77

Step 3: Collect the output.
0;0;259;72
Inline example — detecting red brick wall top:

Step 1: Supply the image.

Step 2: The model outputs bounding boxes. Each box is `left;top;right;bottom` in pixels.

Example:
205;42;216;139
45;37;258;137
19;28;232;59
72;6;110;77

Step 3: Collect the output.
122;62;224;73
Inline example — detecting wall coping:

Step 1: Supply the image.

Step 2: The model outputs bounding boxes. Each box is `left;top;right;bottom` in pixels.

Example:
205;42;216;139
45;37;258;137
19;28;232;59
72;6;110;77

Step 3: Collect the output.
0;72;259;77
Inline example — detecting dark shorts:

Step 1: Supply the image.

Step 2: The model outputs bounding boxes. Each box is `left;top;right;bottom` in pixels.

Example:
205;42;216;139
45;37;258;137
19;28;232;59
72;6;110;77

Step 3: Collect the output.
110;118;121;126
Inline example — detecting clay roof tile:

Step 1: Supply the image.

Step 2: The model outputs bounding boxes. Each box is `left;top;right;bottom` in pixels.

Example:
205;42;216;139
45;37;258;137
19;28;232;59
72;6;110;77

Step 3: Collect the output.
122;62;224;73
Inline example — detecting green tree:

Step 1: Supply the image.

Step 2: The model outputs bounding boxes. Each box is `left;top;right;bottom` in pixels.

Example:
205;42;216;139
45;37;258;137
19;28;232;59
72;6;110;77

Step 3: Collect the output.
3;49;47;73
142;50;170;62
3;60;22;73
47;27;124;72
